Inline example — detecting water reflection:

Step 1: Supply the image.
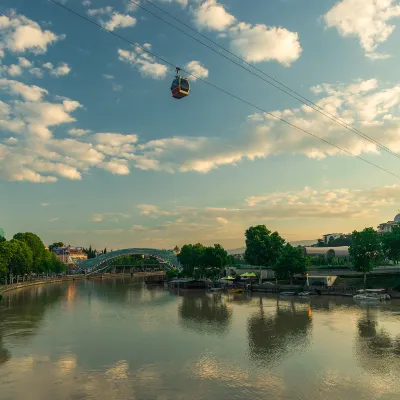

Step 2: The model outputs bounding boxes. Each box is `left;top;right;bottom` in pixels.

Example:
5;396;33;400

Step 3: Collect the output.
178;294;232;335
355;309;400;374
0;284;65;366
247;297;312;365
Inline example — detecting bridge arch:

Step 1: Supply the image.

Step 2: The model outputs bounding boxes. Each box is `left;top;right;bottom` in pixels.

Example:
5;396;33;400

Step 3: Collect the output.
75;248;181;275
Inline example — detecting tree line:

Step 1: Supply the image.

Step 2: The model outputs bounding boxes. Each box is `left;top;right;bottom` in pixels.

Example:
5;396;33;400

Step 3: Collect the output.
173;224;400;285
172;243;232;280
0;233;66;285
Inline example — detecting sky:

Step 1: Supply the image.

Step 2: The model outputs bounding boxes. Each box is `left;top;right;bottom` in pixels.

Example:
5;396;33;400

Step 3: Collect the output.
2;0;400;250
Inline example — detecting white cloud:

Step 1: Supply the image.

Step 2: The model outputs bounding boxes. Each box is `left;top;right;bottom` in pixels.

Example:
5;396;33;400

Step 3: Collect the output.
43;62;71;77
103;74;114;79
100;159;130;175
184;60;209;80
117;47;168;79
83;0;92;7
94;133;138;146
87;7;113;16
48;217;59;222
324;0;400;58
92;213;130;223
0;10;63;56
0;78;48;101
29;68;43;78
192;0;235;31
18;57;31;68
40;202;50;206
104;13;136;31
159;0;188;7
68;128;91;136
229;22;302;65
7;64;23;76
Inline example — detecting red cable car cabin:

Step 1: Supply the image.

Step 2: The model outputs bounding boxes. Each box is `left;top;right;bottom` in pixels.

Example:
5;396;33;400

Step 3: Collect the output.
171;69;190;99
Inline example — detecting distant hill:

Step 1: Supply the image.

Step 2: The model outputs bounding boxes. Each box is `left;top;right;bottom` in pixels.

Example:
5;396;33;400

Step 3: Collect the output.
227;239;317;254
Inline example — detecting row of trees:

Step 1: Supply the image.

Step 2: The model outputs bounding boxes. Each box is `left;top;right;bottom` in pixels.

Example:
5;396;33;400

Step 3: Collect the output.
315;235;352;247
175;243;231;279
0;233;66;285
244;225;308;284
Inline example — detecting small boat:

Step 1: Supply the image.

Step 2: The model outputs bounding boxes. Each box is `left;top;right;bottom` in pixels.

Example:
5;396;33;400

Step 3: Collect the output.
280;291;295;296
298;291;310;297
353;289;391;302
228;288;245;294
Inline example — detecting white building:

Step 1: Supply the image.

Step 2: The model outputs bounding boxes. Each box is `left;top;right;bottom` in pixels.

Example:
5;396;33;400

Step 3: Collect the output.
322;233;343;244
377;213;400;234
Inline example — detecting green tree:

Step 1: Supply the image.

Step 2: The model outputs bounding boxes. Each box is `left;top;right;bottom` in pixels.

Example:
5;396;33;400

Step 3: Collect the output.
381;225;400;264
177;243;206;278
13;232;46;273
274;244;309;284
0;235;6;244
245;225;285;283
48;242;64;252
0;240;33;283
349;228;381;284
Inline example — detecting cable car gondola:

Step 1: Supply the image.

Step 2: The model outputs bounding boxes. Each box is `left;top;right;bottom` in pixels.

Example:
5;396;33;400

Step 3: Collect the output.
171;67;190;99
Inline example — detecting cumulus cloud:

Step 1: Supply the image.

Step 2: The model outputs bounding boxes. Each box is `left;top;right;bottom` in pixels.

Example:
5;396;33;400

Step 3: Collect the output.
229;23;302;65
0;10;63;56
68;128;91;136
104;13;136;31
192;0;235;31
184;60;209;80
324;0;400;58
117;46;168;79
43;62;71;77
83;0;92;7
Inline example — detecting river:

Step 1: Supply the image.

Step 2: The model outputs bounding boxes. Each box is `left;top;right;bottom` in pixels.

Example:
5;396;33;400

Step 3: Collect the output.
0;278;399;400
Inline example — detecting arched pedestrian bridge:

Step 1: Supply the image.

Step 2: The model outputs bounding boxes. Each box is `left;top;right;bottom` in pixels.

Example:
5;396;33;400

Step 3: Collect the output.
73;248;181;275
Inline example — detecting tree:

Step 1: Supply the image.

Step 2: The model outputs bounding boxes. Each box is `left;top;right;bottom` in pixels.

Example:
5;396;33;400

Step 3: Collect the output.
177;243;206;278
0;235;6;244
245;225;285;283
48;242;64;252
381;225;400;264
0;240;33;283
349;228;381;284
13;232;46;273
103;247;107;254
274;244;309;284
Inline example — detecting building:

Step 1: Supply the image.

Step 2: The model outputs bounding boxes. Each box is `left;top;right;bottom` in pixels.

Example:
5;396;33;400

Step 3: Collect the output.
52;246;88;265
322;233;343;244
302;246;349;259
377;213;400;234
307;275;337;287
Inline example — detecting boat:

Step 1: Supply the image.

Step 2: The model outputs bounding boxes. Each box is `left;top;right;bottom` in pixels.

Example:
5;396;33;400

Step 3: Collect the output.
280;291;296;296
353;289;391;302
298;291;310;297
228;288;245;294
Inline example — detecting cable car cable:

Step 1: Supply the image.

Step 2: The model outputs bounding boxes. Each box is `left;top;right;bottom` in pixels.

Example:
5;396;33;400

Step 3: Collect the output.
127;0;400;161
48;0;400;181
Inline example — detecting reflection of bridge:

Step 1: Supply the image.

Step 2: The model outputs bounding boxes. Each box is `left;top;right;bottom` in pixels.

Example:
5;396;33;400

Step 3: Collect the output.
73;248;181;275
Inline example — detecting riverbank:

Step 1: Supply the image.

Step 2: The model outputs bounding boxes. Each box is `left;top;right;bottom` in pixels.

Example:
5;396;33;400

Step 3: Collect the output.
0;272;162;296
0;275;87;295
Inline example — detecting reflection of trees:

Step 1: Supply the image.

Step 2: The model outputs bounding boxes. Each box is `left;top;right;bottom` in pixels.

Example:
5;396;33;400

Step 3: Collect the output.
0;284;65;365
178;294;232;335
355;312;400;374
247;298;312;365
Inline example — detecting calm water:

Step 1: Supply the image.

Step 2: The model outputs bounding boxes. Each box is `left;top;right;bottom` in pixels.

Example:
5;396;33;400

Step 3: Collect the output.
0;278;399;400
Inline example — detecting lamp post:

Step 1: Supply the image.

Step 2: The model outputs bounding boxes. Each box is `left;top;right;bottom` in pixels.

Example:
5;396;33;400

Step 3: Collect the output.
306;273;309;288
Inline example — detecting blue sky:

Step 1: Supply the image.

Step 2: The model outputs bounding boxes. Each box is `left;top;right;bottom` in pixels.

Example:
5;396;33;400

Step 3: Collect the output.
2;0;400;250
